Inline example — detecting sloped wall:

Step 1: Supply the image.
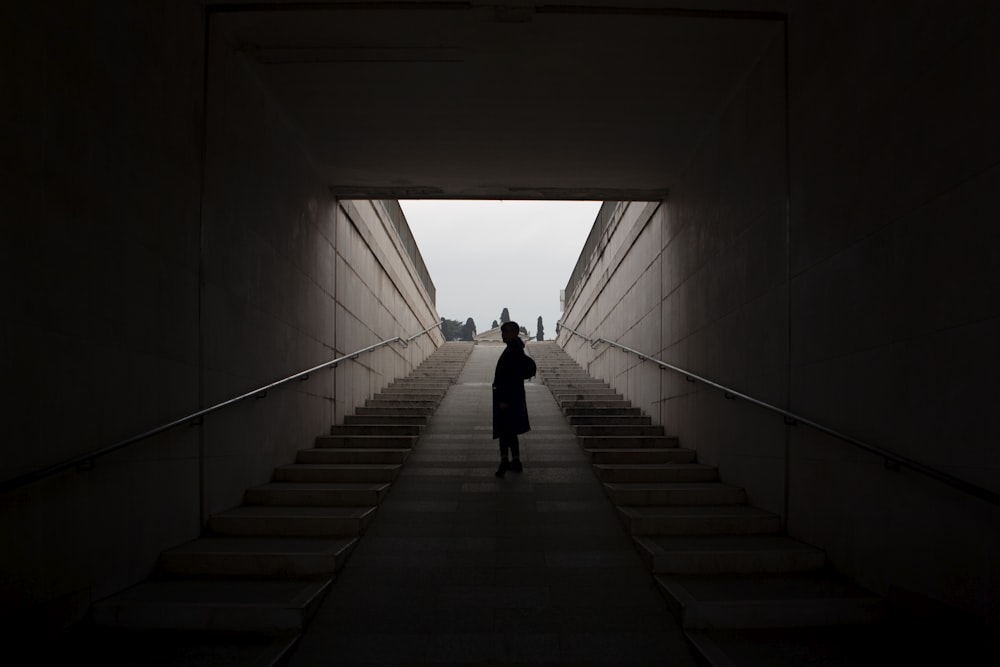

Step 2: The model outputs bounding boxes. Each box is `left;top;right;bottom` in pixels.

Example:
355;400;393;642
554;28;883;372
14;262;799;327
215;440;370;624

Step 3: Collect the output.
200;23;441;520
1;0;207;632
562;25;789;518
332;199;441;425
784;0;1000;619
1;1;441;631
560;3;1000;619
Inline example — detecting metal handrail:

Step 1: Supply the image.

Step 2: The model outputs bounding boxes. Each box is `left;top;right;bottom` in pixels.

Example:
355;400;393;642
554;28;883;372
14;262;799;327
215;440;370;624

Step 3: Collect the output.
1;322;443;494
557;322;1000;507
406;320;443;342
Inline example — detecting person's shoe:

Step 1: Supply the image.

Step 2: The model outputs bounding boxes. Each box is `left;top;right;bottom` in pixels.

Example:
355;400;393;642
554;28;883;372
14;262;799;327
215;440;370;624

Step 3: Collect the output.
509;458;523;473
495;459;509;477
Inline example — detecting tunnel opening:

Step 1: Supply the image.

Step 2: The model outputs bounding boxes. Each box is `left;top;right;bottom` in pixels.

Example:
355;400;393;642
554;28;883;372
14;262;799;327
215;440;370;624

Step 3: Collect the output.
396;198;603;342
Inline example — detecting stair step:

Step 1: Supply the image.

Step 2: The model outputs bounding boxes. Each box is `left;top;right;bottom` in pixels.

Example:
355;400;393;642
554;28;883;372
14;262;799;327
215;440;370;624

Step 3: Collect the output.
364;398;439;408
617;505;781;536
604;481;746;505
343;414;428;426
329;424;421;436
593;463;719;483
586;448;696;464
560;399;633;408
579;435;680;448
374;387;448;403
554;391;623;400
315;434;419;448
634;535;826;574
547;385;612;392
355;406;436;416
46;628;302;665
682;623;989;666
575;425;665;436
655;573;884;629
161;537;358;576
564;406;642;416
296;448;411;464
569;415;652;426
209;506;376;537
245;482;390;507
92;578;333;631
274;463;401;483
405;380;453;385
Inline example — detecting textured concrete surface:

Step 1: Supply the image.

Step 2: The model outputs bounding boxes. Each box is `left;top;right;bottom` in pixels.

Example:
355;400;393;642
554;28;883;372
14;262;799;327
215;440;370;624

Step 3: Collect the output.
288;344;699;666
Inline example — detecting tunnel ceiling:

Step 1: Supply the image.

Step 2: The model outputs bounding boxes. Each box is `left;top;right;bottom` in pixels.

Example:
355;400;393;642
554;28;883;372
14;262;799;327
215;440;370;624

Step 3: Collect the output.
210;1;784;200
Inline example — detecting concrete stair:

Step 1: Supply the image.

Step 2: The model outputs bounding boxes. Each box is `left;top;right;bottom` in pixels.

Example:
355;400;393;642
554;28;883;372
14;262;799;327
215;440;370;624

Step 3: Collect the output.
91;579;333;632
618;505;782;536
656;573;884;629
575;424;665;435
604;482;746;506
585;448;697;464
295;448;411;464
594;462;720;483
532;341;883;641
273;463;403;483
92;341;474;641
580;434;681;448
635;535;826;574
570;414;652;426
161;537;358;577
316;433;419;448
245;482;390;506
208;505;377;537
343;413;427;426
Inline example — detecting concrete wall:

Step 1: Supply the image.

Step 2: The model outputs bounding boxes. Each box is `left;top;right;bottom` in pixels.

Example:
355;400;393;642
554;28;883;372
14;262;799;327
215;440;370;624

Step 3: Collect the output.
200;20;442;519
560;4;1000;620
332;199;442;424
1;0;206;632
784;0;1000;620
0;2;441;631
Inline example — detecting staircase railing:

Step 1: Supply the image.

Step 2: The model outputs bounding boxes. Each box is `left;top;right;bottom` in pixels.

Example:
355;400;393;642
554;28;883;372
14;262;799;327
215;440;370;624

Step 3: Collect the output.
557;321;1000;507
1;321;444;495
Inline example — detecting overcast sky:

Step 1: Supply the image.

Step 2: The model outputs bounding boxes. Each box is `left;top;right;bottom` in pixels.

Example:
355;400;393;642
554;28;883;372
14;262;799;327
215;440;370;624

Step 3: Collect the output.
399;200;602;339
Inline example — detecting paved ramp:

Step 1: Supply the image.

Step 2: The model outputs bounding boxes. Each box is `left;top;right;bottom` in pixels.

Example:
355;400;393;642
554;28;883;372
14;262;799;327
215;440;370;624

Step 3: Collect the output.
289;343;698;665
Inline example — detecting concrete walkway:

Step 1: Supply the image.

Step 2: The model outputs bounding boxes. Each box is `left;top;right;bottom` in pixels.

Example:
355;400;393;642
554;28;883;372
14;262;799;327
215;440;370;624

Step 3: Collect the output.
288;344;699;666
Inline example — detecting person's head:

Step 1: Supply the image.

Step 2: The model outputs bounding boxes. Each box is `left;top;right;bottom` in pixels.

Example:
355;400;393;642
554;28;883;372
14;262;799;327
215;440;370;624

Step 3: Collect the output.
500;321;520;343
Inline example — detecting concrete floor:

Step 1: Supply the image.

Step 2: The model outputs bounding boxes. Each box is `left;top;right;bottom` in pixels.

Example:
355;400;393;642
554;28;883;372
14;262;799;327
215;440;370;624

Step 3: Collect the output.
287;344;700;666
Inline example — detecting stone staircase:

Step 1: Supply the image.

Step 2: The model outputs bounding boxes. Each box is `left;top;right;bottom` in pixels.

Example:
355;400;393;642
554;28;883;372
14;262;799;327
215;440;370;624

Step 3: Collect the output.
87;342;474;658
531;342;884;641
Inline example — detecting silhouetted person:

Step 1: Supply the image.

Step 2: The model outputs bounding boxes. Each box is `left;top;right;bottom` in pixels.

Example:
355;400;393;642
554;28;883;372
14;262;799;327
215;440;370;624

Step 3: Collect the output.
492;321;533;477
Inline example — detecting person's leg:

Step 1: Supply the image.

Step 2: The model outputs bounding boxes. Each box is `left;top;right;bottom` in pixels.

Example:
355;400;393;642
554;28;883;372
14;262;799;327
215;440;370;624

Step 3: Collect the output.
496;435;512;477
508;435;522;472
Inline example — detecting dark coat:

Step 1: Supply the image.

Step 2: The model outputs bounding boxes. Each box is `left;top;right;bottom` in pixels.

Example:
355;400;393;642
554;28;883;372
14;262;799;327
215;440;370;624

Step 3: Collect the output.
492;337;531;439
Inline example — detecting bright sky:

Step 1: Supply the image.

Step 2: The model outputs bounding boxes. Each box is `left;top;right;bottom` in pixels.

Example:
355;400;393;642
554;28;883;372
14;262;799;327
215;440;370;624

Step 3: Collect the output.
399;200;602;339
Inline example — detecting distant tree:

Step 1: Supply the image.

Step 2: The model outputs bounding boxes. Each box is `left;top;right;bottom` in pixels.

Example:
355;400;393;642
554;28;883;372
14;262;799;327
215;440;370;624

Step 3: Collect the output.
460;317;477;341
440;317;462;341
519;325;528;337
536;316;544;341
499;308;510;324
491;320;499;329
